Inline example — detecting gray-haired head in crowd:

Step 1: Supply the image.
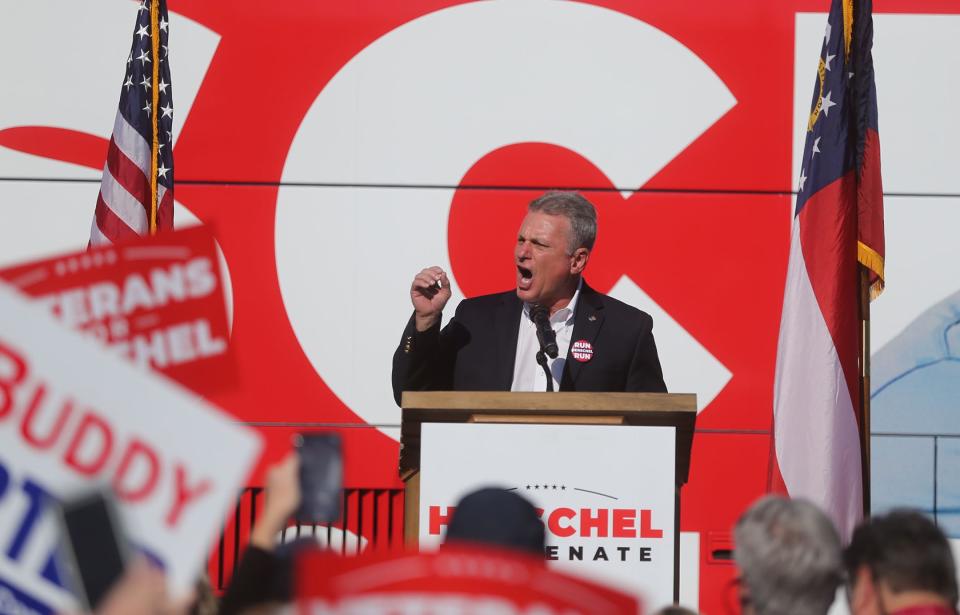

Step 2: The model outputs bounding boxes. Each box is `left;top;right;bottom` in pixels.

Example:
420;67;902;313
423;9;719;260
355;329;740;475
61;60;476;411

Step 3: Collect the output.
734;495;844;615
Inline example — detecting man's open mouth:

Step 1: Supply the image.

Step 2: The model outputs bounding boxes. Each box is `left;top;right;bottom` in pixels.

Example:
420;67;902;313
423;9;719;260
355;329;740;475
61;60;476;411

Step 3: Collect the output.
517;266;533;290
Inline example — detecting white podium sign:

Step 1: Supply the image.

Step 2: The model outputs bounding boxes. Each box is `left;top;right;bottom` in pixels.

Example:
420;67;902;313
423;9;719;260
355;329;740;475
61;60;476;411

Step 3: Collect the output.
419;422;676;609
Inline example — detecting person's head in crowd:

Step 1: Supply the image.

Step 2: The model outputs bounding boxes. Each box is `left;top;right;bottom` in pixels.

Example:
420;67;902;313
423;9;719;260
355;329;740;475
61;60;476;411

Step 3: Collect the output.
844;510;958;615
655;604;701;615
515;191;596;313
444;487;546;557
734;495;843;615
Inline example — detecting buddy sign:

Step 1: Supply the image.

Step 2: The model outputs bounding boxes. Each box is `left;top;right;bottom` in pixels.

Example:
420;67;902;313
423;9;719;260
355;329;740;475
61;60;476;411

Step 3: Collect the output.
0;283;261;613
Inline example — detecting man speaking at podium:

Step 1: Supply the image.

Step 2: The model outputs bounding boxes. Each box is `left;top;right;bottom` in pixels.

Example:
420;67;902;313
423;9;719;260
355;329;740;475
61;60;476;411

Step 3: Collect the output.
392;191;666;405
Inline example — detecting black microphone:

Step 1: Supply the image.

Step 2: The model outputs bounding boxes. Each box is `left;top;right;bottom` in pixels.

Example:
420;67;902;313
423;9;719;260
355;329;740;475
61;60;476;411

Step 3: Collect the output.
530;304;559;359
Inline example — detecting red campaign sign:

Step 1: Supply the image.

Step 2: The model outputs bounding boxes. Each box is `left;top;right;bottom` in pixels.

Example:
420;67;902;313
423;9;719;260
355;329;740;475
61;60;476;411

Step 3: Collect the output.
0;226;234;395
295;545;639;614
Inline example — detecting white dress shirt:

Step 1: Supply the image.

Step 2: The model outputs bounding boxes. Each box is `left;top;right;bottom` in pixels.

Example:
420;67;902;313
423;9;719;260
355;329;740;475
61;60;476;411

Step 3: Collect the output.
510;280;582;392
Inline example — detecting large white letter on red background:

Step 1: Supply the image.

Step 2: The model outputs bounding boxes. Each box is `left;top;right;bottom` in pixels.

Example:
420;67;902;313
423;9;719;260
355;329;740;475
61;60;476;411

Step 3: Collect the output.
276;0;735;432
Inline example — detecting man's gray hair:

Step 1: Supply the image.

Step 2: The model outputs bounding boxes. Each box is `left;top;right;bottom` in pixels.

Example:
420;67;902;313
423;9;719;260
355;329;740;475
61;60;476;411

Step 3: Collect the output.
528;191;597;253
734;496;843;615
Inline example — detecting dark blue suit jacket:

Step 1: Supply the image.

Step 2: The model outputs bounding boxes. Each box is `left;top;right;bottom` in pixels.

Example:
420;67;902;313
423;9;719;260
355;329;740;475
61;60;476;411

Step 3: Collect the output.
392;281;667;405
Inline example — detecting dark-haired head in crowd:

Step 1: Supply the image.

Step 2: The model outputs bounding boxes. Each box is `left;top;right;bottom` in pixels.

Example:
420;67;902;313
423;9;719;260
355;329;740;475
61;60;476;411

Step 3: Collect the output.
444;487;546;557
654;605;701;615
845;510;958;615
734;496;844;615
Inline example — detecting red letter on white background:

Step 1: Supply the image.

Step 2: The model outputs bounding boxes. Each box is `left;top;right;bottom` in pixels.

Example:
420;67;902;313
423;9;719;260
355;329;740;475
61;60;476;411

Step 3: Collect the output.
0;341;27;419
63;412;114;477
165;464;212;527
113;438;161;502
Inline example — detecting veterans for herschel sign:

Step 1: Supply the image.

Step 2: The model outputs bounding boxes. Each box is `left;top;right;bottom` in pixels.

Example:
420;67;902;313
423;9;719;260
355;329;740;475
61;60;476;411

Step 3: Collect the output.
0;282;261;614
0;227;234;394
295;544;639;614
419;423;676;609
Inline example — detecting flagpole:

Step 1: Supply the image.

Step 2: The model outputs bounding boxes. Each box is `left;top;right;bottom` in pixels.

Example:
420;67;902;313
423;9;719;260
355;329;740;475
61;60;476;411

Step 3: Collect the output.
859;266;871;517
149;0;160;234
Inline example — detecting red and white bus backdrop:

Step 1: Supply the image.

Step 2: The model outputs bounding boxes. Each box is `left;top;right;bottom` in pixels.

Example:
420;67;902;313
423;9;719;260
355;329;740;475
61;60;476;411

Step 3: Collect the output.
2;0;959;609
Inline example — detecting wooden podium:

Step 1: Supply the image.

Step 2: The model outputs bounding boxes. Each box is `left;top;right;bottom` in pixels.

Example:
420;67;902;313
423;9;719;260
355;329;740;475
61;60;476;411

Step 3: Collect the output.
400;391;697;602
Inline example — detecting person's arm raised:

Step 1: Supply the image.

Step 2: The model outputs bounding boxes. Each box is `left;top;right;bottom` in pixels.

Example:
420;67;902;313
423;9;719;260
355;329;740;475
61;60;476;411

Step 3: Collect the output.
250;453;300;550
410;266;451;332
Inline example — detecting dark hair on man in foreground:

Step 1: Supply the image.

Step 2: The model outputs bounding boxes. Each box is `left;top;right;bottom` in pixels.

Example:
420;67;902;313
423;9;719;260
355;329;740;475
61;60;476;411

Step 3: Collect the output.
844;509;958;612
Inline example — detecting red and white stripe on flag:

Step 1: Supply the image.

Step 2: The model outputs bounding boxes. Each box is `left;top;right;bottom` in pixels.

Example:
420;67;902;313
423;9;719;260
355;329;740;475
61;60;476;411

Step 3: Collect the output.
90;114;172;246
773;183;864;543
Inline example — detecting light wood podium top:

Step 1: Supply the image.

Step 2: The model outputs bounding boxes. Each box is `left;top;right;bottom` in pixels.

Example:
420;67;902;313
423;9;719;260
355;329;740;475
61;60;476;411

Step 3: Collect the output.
402;391;695;412
399;391;697;485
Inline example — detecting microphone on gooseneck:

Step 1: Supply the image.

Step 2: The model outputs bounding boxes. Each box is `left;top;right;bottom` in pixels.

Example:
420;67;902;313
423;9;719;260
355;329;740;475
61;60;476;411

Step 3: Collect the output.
530;304;559;359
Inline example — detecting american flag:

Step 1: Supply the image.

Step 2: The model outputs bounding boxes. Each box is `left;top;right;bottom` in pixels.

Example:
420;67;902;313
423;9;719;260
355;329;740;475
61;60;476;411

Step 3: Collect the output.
771;0;884;541
90;0;174;245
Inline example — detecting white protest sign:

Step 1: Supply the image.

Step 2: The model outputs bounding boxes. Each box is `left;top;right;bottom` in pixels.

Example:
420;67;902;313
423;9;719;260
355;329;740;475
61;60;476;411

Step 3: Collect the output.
0;283;262;613
419;423;676;610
